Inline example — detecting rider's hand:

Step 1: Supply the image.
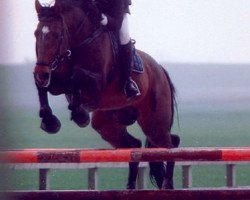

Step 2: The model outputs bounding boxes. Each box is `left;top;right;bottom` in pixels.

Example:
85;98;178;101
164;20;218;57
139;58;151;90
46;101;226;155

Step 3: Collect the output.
101;13;108;26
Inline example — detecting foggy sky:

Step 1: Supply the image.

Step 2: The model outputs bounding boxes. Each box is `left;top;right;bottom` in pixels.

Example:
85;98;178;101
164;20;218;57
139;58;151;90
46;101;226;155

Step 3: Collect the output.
0;0;249;64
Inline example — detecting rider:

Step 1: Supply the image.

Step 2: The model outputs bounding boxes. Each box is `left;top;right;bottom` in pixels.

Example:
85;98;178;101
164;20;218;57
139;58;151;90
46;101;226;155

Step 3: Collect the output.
97;0;141;98
69;0;140;114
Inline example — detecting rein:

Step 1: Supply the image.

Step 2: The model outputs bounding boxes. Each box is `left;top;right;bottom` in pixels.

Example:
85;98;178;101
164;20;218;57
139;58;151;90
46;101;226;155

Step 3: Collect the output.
50;17;72;71
50;17;104;68
36;6;104;88
50;49;71;71
77;26;104;47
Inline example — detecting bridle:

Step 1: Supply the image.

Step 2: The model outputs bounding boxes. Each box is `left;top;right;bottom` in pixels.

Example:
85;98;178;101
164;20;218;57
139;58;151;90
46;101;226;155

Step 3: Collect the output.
35;9;104;88
35;14;73;88
36;16;72;68
77;25;104;47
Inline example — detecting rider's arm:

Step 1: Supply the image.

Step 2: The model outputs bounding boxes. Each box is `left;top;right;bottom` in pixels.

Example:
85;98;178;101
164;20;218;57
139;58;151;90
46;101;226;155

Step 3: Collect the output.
99;0;126;31
101;13;124;31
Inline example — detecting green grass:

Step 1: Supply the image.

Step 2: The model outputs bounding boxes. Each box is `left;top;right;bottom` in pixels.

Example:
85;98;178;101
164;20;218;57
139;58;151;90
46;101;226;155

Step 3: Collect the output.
1;104;250;190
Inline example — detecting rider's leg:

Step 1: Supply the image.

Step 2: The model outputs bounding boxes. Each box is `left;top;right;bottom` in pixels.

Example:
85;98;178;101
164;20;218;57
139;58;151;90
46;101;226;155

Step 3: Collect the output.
119;14;140;98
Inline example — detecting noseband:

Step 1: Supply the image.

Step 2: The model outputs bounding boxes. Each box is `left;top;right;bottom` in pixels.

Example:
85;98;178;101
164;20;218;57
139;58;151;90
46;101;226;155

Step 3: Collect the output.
36;9;104;88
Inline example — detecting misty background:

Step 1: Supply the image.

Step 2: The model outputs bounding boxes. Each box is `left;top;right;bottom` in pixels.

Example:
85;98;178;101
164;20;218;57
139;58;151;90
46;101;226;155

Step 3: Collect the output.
0;0;250;111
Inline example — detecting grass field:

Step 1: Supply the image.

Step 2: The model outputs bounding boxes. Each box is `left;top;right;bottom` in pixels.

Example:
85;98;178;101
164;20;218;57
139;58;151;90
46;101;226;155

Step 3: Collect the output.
1;104;250;190
1;63;250;190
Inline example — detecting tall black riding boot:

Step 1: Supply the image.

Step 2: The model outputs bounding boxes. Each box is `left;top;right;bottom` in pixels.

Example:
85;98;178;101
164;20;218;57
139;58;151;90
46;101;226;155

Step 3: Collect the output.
120;41;141;98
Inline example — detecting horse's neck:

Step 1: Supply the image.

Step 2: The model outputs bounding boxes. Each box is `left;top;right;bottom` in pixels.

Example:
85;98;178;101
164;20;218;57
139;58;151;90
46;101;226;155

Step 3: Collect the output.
66;10;115;88
71;29;114;85
64;8;92;47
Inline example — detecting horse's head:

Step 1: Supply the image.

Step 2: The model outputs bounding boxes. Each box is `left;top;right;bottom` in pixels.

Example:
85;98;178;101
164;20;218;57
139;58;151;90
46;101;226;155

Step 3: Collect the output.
34;0;102;88
34;0;71;88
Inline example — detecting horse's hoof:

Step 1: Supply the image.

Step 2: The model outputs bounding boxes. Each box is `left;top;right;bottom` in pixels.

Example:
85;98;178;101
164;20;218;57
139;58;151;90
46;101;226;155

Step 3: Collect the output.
41;115;61;134
162;179;174;190
71;107;90;128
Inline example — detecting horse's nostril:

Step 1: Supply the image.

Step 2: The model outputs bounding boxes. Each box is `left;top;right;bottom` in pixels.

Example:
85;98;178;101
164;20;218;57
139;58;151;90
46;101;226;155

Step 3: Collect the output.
35;72;50;87
35;73;41;82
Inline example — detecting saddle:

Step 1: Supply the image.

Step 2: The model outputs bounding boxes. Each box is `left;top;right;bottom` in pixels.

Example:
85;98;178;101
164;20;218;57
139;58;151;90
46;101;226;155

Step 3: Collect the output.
109;32;144;74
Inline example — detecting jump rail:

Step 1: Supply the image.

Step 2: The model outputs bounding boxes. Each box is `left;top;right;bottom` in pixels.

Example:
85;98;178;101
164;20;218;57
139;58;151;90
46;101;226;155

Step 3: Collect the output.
3;189;250;200
1;148;250;200
1;147;250;163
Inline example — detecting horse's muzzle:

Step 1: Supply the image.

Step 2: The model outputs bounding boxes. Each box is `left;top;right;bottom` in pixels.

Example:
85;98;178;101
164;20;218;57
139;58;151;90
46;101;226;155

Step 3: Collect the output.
34;65;52;88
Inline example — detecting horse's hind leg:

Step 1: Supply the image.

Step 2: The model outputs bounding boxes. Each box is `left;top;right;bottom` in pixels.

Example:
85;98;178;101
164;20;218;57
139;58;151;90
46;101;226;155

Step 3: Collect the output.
146;135;180;189
137;98;179;189
91;110;142;189
163;134;180;189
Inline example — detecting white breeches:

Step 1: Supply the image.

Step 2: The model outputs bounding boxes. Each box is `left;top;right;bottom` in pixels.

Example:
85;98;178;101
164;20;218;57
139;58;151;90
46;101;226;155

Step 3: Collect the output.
119;14;130;45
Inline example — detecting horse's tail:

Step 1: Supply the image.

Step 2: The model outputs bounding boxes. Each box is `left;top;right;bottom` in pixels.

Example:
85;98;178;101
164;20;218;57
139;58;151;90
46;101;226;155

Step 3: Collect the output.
146;66;178;189
162;66;176;128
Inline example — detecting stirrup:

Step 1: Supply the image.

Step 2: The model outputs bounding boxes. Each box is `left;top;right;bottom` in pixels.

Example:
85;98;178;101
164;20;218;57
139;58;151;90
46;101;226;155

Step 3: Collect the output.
124;79;141;98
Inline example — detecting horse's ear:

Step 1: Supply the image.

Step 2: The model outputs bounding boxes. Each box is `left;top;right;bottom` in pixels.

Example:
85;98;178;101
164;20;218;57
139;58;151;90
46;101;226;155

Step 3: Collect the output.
35;0;42;13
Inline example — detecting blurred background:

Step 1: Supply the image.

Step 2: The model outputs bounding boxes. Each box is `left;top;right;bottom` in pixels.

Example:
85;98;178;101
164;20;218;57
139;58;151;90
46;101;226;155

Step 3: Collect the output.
0;0;250;190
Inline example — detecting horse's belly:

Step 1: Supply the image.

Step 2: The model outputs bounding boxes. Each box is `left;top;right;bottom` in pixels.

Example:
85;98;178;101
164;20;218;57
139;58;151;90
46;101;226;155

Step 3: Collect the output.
97;83;137;110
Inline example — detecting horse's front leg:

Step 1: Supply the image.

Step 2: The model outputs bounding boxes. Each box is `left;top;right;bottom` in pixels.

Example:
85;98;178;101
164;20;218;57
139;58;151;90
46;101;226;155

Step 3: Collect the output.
36;86;61;134
67;68;91;128
67;91;90;128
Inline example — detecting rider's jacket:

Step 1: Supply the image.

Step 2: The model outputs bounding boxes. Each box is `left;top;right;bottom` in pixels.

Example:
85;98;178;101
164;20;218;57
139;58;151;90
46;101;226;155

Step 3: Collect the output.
96;0;131;31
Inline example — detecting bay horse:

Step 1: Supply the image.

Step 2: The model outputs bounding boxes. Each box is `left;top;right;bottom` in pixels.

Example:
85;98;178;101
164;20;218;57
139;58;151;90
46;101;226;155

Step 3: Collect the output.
34;0;90;132
34;0;180;189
